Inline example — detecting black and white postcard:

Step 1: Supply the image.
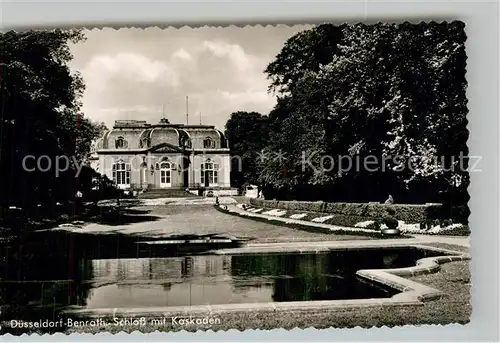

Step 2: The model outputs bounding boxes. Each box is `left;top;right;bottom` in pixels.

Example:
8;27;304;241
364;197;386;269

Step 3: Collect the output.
0;22;472;335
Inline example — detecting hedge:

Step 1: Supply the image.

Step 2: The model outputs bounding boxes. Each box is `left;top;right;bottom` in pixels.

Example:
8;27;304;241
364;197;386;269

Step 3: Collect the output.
249;199;446;224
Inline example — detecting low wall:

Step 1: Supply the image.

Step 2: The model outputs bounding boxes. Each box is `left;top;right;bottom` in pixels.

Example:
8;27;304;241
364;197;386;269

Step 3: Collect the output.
188;188;239;196
249;199;443;224
212;189;239;196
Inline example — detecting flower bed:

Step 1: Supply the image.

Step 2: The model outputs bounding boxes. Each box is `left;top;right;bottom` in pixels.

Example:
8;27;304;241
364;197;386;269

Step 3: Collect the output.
240;204;470;236
354;219;468;235
250;207;380;229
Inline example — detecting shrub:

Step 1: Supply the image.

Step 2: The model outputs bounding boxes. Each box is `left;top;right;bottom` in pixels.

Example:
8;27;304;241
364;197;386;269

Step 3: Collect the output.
365;221;381;231
420;220;431;231
382;215;399;230
424;204;446;219
439;224;470;236
442;219;452;227
451;205;470;224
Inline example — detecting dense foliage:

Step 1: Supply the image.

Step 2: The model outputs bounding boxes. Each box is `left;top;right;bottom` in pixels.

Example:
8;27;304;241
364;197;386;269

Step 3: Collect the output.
255;22;468;211
224;111;269;190
0;30;104;213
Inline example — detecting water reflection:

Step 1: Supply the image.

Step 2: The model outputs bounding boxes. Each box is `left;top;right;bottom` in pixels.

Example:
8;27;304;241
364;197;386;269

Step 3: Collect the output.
91;256;231;282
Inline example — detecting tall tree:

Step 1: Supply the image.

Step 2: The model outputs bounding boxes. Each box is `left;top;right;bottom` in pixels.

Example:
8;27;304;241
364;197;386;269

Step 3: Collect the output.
224;111;269;190
0;29;102;212
258;75;334;200
260;22;468;206
323;22;468;203
265;24;344;95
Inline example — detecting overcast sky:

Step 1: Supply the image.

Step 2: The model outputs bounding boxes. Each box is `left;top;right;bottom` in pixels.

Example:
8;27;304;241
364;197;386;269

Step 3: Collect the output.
69;25;312;131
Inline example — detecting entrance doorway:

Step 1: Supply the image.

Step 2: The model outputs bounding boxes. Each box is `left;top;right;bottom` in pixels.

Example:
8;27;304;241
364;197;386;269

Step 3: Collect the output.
201;160;219;187
160;162;172;188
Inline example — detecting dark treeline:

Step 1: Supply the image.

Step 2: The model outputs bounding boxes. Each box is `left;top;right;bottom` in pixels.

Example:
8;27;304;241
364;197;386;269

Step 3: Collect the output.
225;22;469;209
225;111;269;190
0;30;106;215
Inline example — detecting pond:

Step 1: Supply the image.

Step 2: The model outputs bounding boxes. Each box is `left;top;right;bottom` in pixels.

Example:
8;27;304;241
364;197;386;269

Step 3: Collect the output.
76;247;449;308
79;251;402;308
1;230;453;330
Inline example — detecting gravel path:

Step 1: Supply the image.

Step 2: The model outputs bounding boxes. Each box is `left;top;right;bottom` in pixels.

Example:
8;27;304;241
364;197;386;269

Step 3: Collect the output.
55;204;371;243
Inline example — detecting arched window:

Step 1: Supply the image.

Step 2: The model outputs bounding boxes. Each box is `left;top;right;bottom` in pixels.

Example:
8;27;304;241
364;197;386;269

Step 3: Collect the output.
203;137;215;149
112;161;130;187
140;138;150;148
115;136;128;149
200;159;219;186
181;137;192;149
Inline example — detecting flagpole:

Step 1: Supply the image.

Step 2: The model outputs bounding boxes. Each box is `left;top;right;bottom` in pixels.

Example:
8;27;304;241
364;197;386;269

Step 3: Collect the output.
185;95;189;125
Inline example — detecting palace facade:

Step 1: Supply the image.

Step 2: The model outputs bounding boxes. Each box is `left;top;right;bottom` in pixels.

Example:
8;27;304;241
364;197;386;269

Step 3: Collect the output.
90;118;232;191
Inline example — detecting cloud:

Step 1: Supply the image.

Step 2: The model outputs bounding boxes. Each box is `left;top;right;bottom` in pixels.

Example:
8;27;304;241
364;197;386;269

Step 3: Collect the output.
217;90;271;105
70;27;310;130
172;48;193;61
83;52;179;88
201;40;252;71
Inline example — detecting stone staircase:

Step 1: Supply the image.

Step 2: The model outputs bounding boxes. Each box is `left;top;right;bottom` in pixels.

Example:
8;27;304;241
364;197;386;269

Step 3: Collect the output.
137;188;200;199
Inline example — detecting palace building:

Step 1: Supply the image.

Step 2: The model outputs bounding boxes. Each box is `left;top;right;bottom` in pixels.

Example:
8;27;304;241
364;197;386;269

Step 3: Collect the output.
90;118;234;193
